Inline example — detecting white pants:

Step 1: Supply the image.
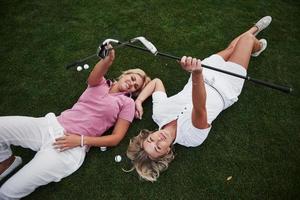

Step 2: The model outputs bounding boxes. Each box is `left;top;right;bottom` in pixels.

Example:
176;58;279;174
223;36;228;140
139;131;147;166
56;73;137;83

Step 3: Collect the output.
0;113;86;200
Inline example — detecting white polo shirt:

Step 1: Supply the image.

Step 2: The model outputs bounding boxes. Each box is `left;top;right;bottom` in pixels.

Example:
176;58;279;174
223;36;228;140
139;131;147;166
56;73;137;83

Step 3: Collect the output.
152;81;222;147
152;54;246;147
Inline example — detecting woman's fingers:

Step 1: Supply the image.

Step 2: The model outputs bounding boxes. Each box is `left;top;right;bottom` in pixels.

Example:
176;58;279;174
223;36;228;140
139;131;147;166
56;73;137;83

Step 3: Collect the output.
53;134;78;151
192;58;197;69
107;44;115;60
135;110;143;119
53;135;67;147
135;110;140;118
53;142;69;151
138;110;143;119
181;56;187;66
180;56;202;72
53;143;64;149
55;136;65;141
53;139;65;145
197;59;202;70
186;57;192;67
59;147;69;152
53;142;66;151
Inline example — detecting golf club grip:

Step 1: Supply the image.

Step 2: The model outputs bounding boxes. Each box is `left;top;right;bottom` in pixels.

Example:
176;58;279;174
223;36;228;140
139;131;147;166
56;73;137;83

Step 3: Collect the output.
249;77;292;93
66;61;79;69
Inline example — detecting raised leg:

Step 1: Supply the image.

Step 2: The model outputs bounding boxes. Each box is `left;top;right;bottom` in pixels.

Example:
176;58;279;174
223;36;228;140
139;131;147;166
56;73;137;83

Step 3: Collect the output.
228;32;261;70
217;16;272;61
217;26;258;61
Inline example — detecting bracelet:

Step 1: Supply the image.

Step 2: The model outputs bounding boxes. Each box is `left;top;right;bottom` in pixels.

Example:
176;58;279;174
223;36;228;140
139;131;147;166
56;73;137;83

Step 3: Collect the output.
80;135;84;147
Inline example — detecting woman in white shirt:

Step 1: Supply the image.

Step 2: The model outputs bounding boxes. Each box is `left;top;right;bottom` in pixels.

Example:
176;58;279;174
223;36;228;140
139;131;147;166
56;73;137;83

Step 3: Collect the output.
126;16;272;182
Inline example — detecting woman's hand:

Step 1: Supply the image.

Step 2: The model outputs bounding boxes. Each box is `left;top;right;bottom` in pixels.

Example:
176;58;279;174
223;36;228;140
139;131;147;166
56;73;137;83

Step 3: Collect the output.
180;56;202;73
53;133;81;151
88;44;115;86
135;99;143;119
103;44;115;64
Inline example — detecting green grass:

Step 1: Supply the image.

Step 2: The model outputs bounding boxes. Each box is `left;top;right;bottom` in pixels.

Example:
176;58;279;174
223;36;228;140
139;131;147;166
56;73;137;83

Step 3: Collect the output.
0;0;299;199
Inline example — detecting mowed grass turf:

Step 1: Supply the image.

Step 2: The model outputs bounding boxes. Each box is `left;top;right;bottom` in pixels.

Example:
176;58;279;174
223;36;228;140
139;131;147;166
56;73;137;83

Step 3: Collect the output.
0;0;299;199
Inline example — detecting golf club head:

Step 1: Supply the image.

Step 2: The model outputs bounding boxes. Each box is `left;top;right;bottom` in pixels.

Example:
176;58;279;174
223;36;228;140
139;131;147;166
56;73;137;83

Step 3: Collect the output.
97;44;109;59
102;39;119;45
97;39;120;59
130;36;158;55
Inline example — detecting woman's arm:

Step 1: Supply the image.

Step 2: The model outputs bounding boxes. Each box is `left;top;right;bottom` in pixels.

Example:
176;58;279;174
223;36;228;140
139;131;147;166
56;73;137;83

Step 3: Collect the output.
53;118;130;151
84;118;130;147
180;56;209;129
87;45;115;86
134;78;165;119
191;70;209;129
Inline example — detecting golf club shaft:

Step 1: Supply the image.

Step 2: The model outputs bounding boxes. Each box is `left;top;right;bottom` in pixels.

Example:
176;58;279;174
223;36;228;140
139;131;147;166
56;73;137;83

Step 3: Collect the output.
65;41;133;69
66;41;292;93
120;43;292;93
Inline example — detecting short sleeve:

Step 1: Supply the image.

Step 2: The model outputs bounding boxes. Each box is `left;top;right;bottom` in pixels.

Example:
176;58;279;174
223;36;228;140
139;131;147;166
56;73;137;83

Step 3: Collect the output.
87;77;107;88
152;91;167;104
118;98;135;123
174;120;211;147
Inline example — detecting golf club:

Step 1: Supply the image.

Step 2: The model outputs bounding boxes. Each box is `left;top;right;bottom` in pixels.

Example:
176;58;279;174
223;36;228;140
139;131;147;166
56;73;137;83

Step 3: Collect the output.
65;37;157;70
66;36;293;94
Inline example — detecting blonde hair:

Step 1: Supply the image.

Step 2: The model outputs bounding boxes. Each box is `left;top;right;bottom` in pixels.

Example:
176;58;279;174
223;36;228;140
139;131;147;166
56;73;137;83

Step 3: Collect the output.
126;129;175;182
118;68;151;98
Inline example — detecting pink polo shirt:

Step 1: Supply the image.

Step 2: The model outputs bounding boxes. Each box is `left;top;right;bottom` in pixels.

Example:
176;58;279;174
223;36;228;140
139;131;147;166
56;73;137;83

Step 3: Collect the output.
57;78;135;137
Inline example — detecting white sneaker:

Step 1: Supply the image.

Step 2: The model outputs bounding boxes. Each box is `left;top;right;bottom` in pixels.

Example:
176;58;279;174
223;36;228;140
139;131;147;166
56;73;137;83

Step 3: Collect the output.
0;156;22;181
252;39;267;57
254;16;272;36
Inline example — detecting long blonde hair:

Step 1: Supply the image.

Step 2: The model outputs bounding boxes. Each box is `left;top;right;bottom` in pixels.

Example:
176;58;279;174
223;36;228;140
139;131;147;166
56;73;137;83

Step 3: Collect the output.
126;129;175;182
118;68;151;98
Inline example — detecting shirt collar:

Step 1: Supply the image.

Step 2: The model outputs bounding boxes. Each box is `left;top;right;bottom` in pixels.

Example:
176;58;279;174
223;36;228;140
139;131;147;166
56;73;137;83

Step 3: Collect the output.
106;79;132;97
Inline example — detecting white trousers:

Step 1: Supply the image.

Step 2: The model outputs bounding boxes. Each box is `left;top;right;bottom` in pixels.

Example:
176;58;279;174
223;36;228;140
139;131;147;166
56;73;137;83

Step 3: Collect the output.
0;113;86;200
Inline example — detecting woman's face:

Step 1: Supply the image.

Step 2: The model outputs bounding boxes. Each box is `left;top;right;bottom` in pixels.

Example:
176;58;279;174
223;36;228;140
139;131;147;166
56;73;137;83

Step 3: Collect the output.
117;73;144;93
143;130;173;159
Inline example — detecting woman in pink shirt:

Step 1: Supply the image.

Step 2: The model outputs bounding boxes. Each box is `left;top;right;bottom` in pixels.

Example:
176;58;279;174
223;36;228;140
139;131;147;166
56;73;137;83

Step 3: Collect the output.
0;45;150;199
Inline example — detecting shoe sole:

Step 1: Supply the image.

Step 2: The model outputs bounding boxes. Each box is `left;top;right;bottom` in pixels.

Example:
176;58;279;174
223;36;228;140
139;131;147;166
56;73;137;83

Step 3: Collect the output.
252;39;267;57
0;156;22;181
254;16;272;36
